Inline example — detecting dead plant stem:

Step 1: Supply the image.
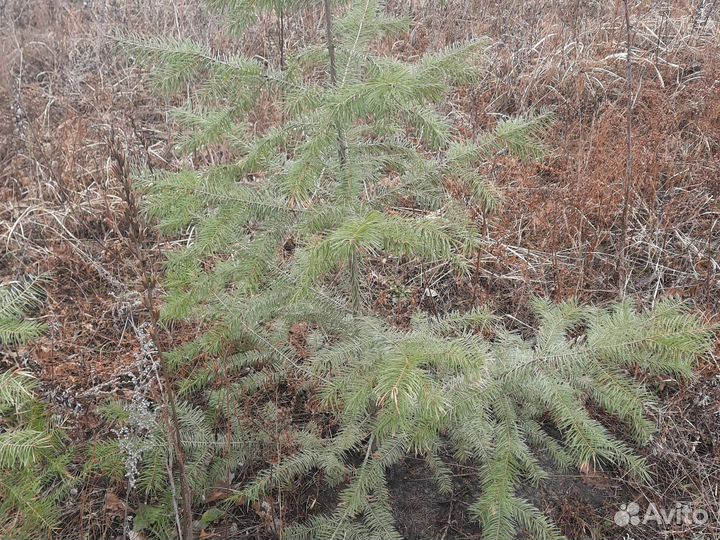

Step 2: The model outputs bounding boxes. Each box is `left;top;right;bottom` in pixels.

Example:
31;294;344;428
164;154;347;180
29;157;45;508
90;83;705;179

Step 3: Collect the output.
618;0;634;299
110;135;194;540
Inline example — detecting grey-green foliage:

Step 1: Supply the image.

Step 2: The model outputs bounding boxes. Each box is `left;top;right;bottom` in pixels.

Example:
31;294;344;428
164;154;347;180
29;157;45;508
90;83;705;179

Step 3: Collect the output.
118;1;713;539
0;369;72;539
0;278;70;539
0;278;76;539
100;399;252;539
250;299;710;540
0;276;47;346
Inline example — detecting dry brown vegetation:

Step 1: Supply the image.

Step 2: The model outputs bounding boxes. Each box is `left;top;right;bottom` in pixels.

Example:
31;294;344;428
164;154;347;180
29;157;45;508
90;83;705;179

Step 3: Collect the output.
1;0;719;538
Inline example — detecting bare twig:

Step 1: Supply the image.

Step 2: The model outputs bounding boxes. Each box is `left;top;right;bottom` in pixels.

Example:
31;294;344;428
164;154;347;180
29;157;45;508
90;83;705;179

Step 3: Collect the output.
617;0;634;299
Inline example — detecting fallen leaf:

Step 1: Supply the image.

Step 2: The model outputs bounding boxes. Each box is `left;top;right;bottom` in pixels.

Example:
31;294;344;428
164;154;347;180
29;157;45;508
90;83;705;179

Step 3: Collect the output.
104;491;132;515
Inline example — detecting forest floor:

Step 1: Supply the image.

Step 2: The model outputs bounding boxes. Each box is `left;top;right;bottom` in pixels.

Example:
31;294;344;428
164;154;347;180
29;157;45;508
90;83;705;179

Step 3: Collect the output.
1;0;719;538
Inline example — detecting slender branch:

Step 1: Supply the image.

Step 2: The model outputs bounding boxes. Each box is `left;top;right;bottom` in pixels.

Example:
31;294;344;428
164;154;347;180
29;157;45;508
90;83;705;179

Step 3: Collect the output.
339;0;373;87
279;5;285;70
323;0;338;85
617;0;634;299
322;0;348;166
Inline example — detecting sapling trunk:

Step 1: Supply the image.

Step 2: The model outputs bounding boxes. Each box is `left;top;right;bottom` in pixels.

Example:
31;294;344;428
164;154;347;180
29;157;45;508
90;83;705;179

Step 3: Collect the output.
323;0;348;166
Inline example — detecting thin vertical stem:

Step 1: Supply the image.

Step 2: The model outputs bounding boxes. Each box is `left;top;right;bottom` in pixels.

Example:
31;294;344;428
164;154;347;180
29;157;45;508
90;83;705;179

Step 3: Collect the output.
279;5;286;70
323;0;347;165
323;0;338;84
618;0;633;299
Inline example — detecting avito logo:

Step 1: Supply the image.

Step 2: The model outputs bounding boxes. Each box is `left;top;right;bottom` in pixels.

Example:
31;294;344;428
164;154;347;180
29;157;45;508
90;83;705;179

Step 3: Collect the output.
614;502;709;528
